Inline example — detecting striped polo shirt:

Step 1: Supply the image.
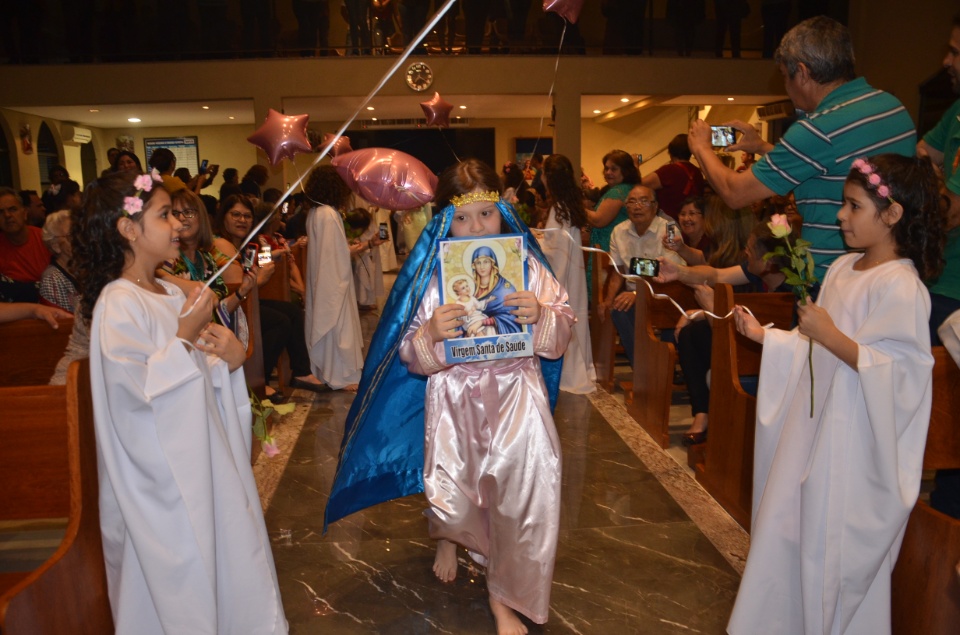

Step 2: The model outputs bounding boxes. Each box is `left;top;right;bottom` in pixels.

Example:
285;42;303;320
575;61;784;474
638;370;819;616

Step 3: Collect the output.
752;77;916;274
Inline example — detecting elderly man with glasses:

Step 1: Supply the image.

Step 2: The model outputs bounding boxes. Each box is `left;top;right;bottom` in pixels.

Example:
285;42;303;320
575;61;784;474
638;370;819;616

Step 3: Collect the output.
598;184;684;368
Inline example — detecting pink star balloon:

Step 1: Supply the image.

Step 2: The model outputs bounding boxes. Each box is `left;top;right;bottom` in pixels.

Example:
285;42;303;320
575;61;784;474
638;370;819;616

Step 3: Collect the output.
543;0;585;24
332;148;437;211
420;92;454;129
247;108;312;165
321;133;352;157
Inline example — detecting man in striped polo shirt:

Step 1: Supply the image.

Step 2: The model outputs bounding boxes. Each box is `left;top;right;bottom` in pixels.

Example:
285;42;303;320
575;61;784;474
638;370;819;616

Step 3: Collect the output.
688;16;916;281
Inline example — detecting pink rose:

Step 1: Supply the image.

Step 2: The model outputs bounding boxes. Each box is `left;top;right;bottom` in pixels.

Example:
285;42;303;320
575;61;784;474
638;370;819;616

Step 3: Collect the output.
868;174;881;186
768;213;792;238
262;439;280;457
123;196;143;214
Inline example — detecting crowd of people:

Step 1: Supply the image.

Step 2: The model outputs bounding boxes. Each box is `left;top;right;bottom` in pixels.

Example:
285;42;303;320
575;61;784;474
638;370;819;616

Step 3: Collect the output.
3;11;960;635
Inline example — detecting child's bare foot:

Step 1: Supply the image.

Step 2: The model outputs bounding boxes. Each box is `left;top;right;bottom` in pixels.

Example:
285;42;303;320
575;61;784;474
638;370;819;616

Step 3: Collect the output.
489;597;527;635
433;539;458;582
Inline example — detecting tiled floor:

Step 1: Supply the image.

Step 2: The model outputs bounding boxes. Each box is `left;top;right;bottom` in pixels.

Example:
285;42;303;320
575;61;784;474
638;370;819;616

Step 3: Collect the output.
255;271;748;634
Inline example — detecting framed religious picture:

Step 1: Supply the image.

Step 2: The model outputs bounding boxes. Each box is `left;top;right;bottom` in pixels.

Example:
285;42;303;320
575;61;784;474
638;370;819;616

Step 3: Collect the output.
437;233;533;364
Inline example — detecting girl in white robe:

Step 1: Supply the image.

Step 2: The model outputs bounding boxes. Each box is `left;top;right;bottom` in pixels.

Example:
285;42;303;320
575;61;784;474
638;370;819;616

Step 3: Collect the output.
731;155;945;635
74;173;287;634
399;160;574;635
303;166;364;391
537;153;596;394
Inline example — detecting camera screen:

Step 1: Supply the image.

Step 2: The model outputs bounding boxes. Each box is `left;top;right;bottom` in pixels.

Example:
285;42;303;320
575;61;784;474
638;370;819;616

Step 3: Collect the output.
242;244;258;271
710;126;736;148
258;245;272;266
379;223;389;240
630;257;659;277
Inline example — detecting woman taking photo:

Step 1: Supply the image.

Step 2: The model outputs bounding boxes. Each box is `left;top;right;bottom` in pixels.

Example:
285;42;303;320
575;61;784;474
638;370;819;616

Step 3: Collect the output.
586;149;640;293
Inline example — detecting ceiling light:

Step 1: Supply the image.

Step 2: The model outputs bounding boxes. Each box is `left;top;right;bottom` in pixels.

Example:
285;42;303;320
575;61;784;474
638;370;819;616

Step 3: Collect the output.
593;109;602;114
127;117;141;123
202;105;210;110
459;105;467;109
456;116;461;119
366;106;375;111
727;97;735;101
371;117;378;121
88;108;100;113
620;97;630;103
228;116;235;120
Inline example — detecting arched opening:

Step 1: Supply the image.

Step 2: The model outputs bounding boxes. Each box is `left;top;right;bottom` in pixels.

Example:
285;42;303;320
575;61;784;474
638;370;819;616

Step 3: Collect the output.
37;122;61;187
80;142;97;186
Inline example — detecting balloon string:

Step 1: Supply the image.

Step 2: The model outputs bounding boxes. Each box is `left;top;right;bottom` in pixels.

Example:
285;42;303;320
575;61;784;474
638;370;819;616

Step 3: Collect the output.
437;127;461;163
538;227;768;326
531;20;567;159
181;0;459;318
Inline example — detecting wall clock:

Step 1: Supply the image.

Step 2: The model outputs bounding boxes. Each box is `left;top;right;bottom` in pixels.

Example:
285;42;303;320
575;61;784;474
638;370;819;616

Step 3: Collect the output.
405;62;434;92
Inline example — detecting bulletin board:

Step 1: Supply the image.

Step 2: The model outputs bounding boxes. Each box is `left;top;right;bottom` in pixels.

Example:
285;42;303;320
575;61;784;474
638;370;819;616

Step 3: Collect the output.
143;136;199;175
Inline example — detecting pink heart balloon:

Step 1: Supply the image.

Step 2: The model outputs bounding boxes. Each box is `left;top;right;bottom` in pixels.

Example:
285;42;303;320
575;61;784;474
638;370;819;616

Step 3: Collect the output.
543;0;585;24
321;133;353;157
332;148;437;211
247;109;312;165
420;92;454;129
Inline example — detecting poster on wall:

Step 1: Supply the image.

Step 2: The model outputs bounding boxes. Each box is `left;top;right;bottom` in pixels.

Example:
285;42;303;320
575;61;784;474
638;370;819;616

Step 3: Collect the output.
116;135;135;153
514;137;552;180
19;124;32;155
143;136;199;175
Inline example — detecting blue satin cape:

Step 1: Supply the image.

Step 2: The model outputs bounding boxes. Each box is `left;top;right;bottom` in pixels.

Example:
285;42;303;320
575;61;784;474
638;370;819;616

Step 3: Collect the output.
323;200;562;529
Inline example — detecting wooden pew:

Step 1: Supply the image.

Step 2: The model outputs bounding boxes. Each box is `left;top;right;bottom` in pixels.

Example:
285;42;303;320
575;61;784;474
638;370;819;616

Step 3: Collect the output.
589;250;617;391
0;360;113;633
0;316;73;386
626;280;700;449
257;250;291;303
693;284;794;529
891;347;960;634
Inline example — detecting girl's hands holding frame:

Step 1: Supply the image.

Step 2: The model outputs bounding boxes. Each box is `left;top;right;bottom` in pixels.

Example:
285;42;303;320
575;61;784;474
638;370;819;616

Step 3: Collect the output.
429;304;467;341
506;291;542;325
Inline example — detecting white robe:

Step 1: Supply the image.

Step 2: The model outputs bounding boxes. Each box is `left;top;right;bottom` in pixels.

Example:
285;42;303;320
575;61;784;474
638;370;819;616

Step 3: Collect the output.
728;254;933;635
305;204;364;389
89;278;287;635
353;223;385;307
540;207;596;393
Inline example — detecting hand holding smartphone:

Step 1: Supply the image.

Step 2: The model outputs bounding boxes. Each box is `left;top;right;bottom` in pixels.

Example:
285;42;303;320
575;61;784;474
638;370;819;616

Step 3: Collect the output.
629;257;660;277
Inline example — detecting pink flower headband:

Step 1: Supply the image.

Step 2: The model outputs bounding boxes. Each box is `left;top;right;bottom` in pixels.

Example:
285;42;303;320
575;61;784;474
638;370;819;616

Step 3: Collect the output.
850;158;896;204
123;169;163;216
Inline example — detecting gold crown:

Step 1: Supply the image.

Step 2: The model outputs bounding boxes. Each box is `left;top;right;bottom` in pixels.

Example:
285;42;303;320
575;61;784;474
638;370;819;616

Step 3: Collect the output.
450;190;500;208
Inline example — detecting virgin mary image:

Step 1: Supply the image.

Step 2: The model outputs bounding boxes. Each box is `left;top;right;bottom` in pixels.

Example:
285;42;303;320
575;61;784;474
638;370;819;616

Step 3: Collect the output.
470;245;522;335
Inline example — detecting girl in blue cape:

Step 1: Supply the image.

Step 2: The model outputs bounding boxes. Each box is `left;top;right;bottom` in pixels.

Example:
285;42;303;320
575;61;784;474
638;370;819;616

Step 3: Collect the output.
324;159;574;634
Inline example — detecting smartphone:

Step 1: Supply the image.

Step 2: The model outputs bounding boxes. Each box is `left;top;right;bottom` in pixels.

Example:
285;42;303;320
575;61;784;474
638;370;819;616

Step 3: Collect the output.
710;126;736;148
666;222;680;243
629;257;660;277
199;159;209;174
258;245;273;266
241;243;258;272
281;201;290;217
378;222;388;240
635;153;643;165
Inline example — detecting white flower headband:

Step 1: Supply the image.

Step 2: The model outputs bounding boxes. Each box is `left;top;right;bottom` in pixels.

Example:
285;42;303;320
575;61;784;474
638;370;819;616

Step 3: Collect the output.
123;169;163;216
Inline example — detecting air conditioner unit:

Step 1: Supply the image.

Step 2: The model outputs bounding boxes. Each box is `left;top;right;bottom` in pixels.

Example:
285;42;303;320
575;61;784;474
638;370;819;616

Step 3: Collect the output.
757;102;795;121
62;125;92;144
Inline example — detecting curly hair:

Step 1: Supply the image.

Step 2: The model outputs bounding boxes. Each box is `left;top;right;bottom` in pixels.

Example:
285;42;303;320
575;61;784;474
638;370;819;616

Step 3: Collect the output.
434;158;502;209
542;154;587;229
304;164;352;210
72;173;165;321
845;154;945;280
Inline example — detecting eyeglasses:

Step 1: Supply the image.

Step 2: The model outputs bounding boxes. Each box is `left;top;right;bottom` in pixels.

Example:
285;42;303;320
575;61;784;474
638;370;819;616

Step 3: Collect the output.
625;198;655;208
172;208;198;220
228;211;253;221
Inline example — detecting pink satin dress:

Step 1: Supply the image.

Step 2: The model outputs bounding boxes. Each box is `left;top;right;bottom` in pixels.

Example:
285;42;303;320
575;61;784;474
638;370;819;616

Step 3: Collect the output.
399;256;574;624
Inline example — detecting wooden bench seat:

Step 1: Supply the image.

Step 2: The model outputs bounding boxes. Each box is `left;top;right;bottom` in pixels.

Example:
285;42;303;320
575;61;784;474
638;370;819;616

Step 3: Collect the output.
625;280;701;449
0;360;113;633
0;317;73;386
891;347;960;634
693;284;795;529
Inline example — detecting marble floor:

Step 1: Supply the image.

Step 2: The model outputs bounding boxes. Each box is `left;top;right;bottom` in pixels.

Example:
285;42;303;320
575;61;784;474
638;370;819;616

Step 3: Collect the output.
255;288;749;634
